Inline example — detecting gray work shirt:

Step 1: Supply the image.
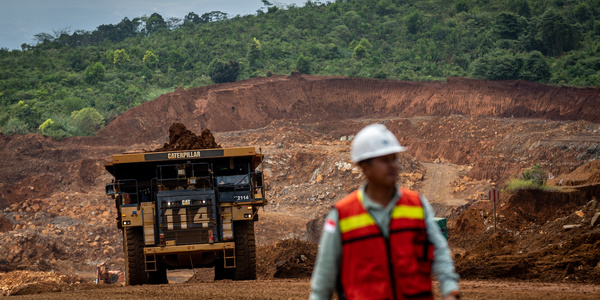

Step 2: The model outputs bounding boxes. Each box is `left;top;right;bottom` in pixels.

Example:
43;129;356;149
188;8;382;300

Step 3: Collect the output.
310;185;460;299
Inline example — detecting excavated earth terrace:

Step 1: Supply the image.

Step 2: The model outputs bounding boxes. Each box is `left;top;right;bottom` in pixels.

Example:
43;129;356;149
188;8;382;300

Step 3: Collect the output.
0;75;599;297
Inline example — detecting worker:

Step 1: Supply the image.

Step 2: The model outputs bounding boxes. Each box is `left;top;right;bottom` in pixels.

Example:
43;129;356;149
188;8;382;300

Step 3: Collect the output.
310;124;460;300
96;262;108;284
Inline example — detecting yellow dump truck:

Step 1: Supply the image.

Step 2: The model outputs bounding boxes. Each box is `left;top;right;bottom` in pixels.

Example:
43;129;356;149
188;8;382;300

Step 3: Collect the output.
105;147;266;285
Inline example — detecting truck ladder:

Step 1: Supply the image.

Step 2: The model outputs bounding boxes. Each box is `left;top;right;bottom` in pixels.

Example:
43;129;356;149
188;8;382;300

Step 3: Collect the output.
223;248;236;268
145;253;157;272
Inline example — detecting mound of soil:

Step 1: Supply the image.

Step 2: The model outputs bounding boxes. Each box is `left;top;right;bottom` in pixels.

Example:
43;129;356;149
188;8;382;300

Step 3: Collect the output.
152;123;220;152
256;239;318;279
0;270;89;296
453;184;600;283
549;159;600;186
183;269;215;283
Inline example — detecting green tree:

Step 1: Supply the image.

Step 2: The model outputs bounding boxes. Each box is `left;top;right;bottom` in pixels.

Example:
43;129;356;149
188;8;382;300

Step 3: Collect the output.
143;50;159;69
520;51;550;82
184;12;201;25
84;62;106;84
375;0;397;15
247;37;262;68
12;100;40;130
168;50;186;71
146;13;167;34
61;96;87;114
70;107;105;135
509;0;531;17
537;9;579;56
330;25;352;43
406;11;424;35
573;3;591;24
352;38;373;60
494;12;525;40
455;0;469;13
208;59;240;83
296;54;311;74
471;50;522;80
113;49;131;68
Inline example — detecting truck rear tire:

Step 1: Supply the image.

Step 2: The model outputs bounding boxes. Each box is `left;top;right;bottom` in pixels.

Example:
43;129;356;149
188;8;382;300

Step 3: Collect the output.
123;227;148;286
148;265;168;285
232;220;257;280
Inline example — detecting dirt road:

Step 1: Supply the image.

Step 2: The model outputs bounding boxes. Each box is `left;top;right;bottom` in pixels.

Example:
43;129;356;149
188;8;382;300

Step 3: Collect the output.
11;279;600;299
420;162;467;207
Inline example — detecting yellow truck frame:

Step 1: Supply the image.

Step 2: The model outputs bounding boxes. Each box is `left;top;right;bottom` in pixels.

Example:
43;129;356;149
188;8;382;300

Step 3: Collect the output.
105;147;266;285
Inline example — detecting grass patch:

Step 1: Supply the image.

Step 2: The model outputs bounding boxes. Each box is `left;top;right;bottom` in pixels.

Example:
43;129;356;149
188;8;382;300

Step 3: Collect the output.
505;179;558;192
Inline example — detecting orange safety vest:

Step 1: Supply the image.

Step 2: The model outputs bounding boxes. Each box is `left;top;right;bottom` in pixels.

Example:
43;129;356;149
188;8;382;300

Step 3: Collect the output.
335;188;433;300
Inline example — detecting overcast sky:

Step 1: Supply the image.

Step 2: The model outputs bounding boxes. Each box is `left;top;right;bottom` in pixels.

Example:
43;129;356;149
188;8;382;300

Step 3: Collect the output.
0;0;306;50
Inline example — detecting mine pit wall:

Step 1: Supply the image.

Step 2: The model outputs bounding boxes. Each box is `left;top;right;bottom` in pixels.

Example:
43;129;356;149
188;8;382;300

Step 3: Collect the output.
95;76;600;184
501;183;600;229
99;76;600;145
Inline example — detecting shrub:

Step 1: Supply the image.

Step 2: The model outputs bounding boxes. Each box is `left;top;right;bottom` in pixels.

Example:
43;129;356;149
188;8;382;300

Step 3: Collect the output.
2;118;29;135
296;54;311;74
522;164;547;186
506;164;553;191
70;107;105;136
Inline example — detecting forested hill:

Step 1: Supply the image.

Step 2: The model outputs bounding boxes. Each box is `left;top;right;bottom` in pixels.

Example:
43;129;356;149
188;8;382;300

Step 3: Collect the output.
1;0;599;137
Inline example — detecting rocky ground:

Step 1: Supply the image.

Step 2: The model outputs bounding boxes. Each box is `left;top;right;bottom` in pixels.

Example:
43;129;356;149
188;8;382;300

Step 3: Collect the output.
0;75;599;297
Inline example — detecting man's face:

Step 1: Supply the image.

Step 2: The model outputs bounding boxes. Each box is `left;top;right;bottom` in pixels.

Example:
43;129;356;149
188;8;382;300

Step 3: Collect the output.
360;153;399;187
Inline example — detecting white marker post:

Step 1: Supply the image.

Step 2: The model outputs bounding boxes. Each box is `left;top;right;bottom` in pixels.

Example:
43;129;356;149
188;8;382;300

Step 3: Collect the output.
489;189;500;233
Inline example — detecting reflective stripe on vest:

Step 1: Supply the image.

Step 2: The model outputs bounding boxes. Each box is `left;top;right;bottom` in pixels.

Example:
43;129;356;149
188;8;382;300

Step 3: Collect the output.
335;188;433;300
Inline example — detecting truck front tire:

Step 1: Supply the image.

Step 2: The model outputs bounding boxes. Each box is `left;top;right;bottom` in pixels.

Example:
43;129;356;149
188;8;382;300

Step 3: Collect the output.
123;227;148;285
214;221;257;281
233;220;257;280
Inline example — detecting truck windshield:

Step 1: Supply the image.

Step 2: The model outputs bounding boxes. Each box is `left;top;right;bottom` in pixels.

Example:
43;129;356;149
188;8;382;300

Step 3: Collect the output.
217;175;249;186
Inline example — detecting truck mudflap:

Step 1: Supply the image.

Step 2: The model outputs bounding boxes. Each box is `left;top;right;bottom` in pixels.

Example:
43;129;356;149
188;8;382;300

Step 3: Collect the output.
143;242;235;255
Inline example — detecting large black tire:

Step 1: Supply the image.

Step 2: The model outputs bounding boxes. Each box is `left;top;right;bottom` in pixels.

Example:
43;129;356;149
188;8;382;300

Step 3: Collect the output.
214;256;232;280
123;227;148;286
148;265;168;285
232;221;257;280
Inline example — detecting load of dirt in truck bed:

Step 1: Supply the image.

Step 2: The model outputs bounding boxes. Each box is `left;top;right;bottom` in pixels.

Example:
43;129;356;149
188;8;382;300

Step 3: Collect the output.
152;122;220;152
256;239;318;279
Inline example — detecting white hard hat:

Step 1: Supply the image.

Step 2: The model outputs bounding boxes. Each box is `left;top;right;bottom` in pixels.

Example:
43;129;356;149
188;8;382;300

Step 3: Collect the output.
351;124;406;163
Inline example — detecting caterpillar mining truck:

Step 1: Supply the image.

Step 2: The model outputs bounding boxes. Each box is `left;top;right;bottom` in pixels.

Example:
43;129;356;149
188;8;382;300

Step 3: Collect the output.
104;147;266;285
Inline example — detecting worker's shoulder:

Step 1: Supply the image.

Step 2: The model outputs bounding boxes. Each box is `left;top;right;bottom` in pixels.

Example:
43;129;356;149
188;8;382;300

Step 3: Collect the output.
334;190;360;208
400;188;423;204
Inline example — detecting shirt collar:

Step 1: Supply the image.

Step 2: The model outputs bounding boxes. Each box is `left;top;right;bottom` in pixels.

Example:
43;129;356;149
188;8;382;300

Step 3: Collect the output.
359;184;401;210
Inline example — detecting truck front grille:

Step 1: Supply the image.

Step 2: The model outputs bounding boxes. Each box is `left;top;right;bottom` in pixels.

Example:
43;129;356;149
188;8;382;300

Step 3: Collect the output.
158;192;215;246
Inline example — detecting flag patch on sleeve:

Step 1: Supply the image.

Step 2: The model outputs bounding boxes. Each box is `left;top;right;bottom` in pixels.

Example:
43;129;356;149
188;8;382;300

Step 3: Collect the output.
324;219;336;233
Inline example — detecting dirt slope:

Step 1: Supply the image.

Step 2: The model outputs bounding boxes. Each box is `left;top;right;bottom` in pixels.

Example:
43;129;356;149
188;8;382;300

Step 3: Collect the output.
98;76;600;145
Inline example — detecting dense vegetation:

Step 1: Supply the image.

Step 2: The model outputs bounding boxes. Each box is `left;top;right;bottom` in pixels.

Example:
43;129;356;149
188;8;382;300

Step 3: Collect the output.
1;0;599;137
